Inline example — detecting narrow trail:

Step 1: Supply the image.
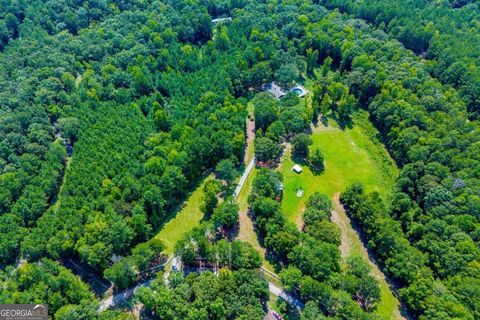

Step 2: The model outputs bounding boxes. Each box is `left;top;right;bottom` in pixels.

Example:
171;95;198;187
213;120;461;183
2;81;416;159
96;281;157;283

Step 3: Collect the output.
330;194;354;258
244;117;255;164
236;117;272;269
331;193;409;320
98;256;173;312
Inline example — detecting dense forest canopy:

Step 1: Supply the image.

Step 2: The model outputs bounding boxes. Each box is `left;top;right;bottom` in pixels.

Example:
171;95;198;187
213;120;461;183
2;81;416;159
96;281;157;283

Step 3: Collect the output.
318;0;480;118
0;0;479;319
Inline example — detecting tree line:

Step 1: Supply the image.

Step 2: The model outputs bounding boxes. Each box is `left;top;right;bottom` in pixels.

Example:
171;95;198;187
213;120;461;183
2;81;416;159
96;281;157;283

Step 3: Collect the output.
0;0;479;318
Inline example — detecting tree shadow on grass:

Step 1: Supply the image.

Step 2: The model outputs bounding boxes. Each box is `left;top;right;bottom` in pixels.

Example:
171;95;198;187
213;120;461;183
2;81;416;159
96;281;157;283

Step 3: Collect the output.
290;154;308;167
223;223;239;241
312;114;329;129
330;112;353;130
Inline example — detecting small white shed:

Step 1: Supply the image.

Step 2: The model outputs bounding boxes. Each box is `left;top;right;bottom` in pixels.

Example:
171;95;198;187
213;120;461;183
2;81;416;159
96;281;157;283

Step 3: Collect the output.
292;164;303;174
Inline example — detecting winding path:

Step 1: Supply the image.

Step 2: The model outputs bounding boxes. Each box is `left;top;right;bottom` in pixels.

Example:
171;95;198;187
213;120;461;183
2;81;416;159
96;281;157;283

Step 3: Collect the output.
99;266;302;312
331;193;410;320
98;256;173;311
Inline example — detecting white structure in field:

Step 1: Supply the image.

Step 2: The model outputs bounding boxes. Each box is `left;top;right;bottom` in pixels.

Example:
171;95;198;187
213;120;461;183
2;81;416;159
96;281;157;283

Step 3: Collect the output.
292;164;303;173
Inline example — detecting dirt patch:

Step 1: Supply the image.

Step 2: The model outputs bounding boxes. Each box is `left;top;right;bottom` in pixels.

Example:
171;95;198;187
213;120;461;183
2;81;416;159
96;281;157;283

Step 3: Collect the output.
331;209;352;257
244;118;255;163
295;209;304;231
331;193;362;258
238;208;267;258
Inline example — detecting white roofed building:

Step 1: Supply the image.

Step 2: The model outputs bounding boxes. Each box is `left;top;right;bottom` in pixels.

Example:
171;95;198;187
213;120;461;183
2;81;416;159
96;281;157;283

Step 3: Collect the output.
292;164;303;173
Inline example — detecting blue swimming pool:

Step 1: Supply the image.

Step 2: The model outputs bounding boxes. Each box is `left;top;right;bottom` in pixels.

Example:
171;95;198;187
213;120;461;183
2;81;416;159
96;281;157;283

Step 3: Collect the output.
291;88;303;95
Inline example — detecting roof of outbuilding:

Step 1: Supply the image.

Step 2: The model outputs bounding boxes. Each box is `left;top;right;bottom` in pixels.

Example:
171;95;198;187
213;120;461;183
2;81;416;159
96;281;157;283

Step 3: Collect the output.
292;164;303;173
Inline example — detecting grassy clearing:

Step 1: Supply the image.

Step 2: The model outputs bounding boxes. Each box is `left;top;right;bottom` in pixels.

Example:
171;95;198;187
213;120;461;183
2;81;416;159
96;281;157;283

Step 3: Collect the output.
155;175;213;255
236;167;276;272
332;196;404;319
279;111;401;319
280;113;398;224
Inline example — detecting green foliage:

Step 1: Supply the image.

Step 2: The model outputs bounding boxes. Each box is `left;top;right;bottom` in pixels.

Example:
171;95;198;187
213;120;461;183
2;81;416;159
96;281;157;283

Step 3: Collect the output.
254;136;282;163
215;158;237;186
250;169;283;200
0;214;27;265
308;148;325;174
1;0;479;317
254;94;279;131
136;269;268;320
319;0;480;117
312;74;357;124
279;266;303;291
201;179;222;216
291;133;313;160
305;220;341;246
341;184;475;318
343;256;381;312
0;259;94;316
215;239;262;270
175;223;260;270
212;201;239;230
275;63;300;88
104;257;136;291
56;302;135;320
104;238;164;290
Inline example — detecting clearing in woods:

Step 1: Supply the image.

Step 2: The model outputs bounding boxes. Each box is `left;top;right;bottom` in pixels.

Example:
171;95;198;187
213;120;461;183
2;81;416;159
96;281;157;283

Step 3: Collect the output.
155;175;213;255
280;112;398;225
331;193;409;320
279;111;405;319
236;111;276;272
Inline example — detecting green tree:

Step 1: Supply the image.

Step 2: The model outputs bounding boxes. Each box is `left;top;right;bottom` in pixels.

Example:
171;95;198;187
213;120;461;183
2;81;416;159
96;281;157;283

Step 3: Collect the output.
275;63;299;87
201;179;221;216
154;109;170;132
291;133;313;160
0;214;27;265
104;258;136;290
309;148;325;174
254;137;282;162
254;94;279;131
212;202;239;230
279;266;303;291
305;220;341;246
215;159;237;186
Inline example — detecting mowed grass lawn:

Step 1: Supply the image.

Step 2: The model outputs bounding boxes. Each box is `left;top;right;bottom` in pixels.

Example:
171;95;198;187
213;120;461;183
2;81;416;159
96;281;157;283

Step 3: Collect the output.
155;175;213;255
280;113;403;319
280;114;398;223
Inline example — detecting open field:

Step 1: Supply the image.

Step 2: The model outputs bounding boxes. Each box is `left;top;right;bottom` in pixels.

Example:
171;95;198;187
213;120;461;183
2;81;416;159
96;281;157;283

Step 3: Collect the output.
155;175;213;255
280;113;398;225
279;112;402;319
